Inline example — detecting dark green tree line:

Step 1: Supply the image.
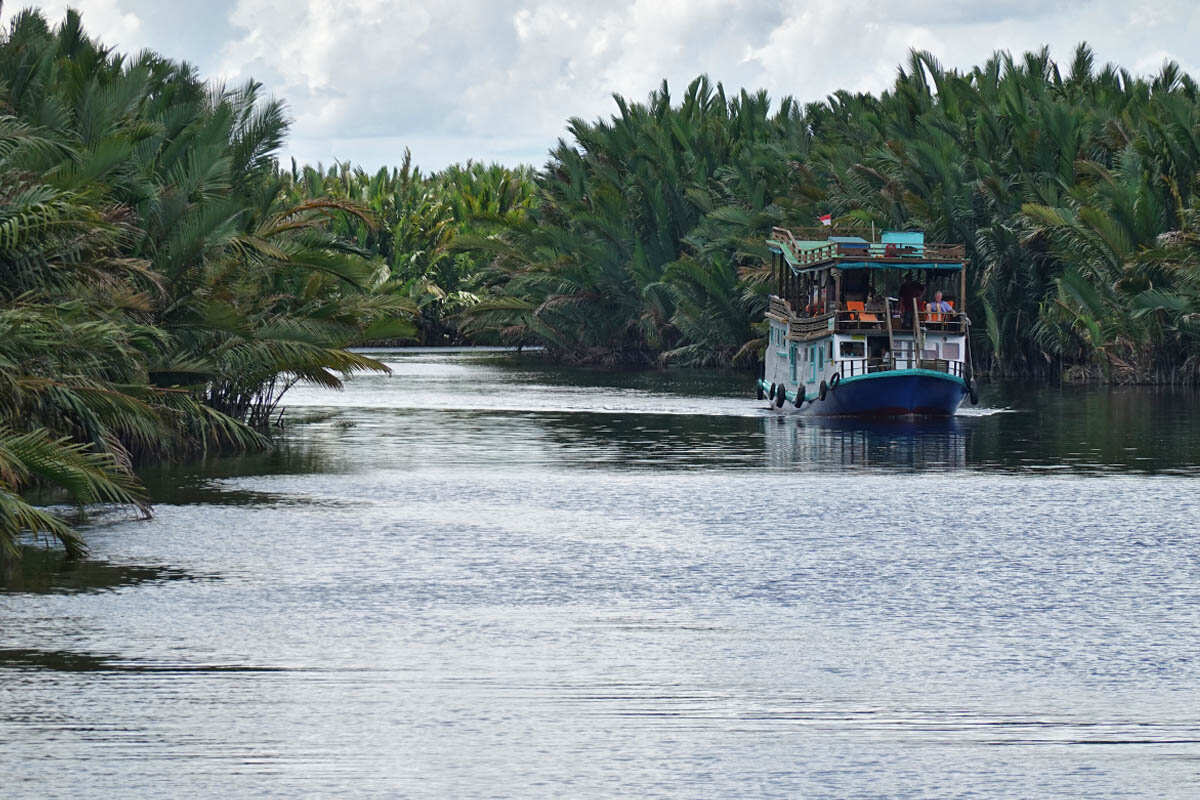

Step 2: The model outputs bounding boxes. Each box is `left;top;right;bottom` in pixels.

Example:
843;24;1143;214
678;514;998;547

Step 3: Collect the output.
0;9;409;564
453;48;1200;382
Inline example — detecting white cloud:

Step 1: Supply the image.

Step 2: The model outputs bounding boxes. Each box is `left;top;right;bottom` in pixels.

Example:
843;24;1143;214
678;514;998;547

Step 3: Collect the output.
15;0;143;49
10;0;1200;170
218;0;784;168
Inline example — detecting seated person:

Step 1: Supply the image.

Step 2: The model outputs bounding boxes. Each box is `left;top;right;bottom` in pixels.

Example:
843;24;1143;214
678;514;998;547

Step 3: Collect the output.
925;290;952;314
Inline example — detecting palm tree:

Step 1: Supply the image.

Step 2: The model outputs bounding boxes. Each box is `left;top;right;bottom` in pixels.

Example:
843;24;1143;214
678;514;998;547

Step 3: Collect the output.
0;8;415;565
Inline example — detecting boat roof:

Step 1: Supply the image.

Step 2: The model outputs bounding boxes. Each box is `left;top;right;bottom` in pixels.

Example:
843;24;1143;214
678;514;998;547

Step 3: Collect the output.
767;227;966;273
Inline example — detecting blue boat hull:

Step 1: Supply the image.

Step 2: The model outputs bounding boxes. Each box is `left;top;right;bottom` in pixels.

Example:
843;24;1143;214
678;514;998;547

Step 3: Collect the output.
760;370;967;417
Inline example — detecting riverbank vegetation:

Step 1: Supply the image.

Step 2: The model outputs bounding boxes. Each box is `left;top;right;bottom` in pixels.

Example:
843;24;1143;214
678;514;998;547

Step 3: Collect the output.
5;6;1200;562
450;51;1200;383
279;156;535;345
271;47;1200;382
0;9;411;563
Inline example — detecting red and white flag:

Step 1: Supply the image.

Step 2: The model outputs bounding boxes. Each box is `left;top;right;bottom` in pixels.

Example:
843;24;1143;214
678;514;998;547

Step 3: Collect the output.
818;213;832;226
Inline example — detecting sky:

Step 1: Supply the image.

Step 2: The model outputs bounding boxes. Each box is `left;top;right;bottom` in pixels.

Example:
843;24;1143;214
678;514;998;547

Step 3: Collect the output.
5;1;1200;172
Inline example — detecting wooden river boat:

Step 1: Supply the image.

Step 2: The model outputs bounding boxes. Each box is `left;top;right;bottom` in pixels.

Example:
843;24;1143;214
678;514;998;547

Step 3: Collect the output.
757;227;979;416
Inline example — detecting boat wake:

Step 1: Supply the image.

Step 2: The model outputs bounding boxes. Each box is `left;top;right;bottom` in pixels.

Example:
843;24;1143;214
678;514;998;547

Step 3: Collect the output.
956;406;1022;417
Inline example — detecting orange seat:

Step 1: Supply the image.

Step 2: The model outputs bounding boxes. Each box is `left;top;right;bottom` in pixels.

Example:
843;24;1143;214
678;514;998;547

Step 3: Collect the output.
859;312;880;322
846;301;866;312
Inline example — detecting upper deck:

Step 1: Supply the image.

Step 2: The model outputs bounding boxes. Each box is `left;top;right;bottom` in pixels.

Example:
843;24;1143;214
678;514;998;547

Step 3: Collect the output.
765;226;970;338
766;227;966;272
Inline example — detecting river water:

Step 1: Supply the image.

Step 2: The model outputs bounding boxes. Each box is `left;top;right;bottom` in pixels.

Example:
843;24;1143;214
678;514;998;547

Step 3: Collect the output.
3;349;1200;798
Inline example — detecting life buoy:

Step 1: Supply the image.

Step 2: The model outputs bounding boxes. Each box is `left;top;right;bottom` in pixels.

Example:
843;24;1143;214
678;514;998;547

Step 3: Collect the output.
829;373;841;390
794;385;806;408
775;388;786;407
756;382;765;400
818;380;828;401
768;383;776;400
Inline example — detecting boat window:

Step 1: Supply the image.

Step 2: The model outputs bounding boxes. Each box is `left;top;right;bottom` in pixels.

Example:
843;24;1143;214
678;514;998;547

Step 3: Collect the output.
839;341;865;358
942;342;960;360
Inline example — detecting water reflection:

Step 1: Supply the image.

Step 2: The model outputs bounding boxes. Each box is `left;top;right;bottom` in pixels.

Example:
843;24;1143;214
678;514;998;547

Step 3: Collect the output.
137;440;338;505
5;350;1199;799
278;350;1200;476
0;648;294;673
765;416;969;471
965;386;1200;474
533;411;764;470
0;546;201;595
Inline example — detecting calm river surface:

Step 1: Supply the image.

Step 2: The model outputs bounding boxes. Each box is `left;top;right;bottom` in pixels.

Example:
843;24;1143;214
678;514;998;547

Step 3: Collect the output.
4;349;1200;798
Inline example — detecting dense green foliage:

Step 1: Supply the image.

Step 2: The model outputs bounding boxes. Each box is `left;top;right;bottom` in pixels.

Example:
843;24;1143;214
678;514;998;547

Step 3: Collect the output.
0;9;409;562
450;50;1200;380
280;155;535;344
459;77;811;366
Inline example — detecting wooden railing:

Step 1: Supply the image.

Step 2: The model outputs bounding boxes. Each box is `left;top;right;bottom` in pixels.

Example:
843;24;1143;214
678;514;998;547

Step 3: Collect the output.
770;226;966;266
832;241;965;261
835;309;886;330
917;310;967;331
770;228;833;266
833;309;966;333
768;295;793;318
787;312;835;339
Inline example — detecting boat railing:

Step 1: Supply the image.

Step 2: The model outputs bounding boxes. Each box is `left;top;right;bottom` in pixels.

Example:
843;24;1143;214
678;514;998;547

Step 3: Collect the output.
834;308;966;334
838;357;967;378
834;308;887;331
841;242;966;261
771;226;966;266
787;312;835;339
768;295;794;318
917;310;966;331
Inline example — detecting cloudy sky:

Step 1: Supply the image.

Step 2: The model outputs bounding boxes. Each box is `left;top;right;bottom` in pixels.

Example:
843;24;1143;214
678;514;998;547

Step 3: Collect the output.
6;1;1200;171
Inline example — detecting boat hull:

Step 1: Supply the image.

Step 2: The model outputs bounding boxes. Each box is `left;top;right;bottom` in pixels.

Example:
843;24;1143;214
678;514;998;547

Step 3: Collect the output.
760;369;967;417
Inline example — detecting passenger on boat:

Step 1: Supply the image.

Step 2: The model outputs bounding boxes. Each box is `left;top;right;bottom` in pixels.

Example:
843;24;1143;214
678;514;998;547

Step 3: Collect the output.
925;291;952;314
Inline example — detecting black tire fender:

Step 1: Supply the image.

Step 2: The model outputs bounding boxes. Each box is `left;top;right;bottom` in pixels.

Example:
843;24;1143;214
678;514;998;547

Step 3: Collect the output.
768;383;776;400
775;387;786;407
818;380;828;401
756;382;765;400
829;372;841;391
794;385;806;408
968;381;979;406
